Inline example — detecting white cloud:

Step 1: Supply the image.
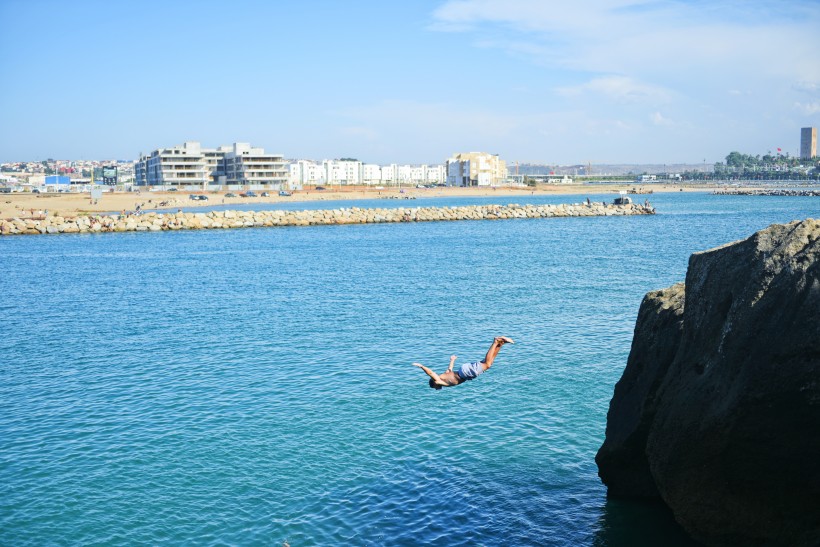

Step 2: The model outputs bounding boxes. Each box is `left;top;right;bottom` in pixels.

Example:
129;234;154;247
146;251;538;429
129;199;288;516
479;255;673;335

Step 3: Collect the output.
429;1;820;81
650;111;673;126
425;0;820;162
557;76;671;104
794;102;820;115
793;81;819;94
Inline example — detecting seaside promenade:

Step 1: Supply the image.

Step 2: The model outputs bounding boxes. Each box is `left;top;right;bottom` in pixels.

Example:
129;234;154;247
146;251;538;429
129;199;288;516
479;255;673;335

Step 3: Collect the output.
0;201;654;236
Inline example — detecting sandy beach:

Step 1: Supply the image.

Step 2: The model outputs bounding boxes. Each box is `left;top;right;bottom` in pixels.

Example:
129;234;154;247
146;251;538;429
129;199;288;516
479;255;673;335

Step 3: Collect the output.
0;183;710;220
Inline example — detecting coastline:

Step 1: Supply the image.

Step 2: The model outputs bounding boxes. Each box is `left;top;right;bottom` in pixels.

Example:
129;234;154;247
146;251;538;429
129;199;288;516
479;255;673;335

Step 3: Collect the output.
0;183;704;220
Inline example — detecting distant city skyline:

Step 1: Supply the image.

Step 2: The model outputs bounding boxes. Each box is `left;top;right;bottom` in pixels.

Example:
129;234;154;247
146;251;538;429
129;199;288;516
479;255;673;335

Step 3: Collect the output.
1;0;818;165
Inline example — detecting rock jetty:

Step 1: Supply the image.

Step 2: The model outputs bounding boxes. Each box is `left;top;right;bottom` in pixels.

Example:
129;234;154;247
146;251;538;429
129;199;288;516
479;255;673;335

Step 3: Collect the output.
713;188;820;196
596;219;820;546
0;202;653;236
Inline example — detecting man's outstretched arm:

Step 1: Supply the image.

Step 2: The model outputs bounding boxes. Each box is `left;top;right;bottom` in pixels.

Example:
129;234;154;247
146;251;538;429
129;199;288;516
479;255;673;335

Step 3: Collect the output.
413;363;448;386
448;355;457;372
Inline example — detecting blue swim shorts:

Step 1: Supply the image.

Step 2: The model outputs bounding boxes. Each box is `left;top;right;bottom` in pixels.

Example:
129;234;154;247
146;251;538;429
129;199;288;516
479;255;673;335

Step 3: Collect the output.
457;360;485;381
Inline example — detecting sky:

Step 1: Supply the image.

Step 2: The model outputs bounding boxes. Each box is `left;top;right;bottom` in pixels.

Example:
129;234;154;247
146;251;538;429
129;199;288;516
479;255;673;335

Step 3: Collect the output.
1;0;818;165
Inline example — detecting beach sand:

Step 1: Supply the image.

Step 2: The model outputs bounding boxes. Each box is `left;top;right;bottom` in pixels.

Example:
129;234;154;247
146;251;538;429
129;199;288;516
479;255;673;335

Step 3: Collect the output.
0;184;710;220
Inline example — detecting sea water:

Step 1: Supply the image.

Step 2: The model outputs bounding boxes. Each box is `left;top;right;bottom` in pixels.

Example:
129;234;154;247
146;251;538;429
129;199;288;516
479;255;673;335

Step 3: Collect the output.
1;192;818;546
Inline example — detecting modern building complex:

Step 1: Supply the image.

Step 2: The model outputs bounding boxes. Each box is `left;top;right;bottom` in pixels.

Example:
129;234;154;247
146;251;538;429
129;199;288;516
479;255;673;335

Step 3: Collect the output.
289;160;446;186
221;143;289;187
801;127;817;160
445;152;507;186
135;142;288;188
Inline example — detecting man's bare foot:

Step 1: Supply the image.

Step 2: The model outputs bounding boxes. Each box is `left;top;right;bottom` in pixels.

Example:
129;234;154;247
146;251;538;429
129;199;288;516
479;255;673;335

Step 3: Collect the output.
412;363;424;368
496;336;514;344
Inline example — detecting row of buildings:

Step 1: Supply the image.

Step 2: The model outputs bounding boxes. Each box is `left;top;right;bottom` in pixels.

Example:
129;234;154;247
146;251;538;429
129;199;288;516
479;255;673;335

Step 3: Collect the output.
290;160;447;186
132;142;510;189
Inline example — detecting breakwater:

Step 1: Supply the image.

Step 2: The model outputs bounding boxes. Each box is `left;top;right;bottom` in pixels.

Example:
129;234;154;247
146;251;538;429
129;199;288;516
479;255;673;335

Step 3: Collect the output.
713;188;820;196
0;202;654;236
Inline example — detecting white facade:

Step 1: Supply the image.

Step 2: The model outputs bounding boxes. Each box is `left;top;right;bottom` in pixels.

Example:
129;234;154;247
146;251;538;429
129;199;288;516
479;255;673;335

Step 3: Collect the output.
137;141;214;187
361;164;382;184
136;141;287;188
322;160;361;185
380;164;398;184
290;160;326;185
445;152;507;186
425;165;446;184
289;160;447;186
223;143;288;187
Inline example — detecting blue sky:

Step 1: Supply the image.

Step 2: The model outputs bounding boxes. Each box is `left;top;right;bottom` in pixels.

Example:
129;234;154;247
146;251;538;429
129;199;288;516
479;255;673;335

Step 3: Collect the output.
1;0;818;165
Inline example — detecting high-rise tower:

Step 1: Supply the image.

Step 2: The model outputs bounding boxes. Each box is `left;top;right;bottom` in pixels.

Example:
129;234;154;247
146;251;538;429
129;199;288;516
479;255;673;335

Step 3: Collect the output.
800;127;817;159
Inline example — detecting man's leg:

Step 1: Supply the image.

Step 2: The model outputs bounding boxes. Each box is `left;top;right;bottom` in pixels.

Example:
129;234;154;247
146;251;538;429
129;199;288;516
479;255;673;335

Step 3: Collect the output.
413;363;448;386
481;336;514;370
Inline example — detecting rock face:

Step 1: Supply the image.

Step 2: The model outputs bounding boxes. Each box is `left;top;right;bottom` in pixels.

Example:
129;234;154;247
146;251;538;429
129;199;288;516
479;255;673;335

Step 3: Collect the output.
595;282;686;499
596;219;820;546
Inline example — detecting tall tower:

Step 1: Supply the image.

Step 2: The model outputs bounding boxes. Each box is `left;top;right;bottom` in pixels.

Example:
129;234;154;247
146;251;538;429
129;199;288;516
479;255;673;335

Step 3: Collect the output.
801;127;817;159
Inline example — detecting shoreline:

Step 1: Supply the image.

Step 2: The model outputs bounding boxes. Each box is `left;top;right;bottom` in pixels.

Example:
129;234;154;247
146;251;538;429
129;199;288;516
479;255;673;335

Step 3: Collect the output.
0;184;702;220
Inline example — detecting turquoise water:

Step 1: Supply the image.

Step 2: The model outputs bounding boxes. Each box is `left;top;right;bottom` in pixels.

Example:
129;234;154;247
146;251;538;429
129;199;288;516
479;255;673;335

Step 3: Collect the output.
2;192;818;545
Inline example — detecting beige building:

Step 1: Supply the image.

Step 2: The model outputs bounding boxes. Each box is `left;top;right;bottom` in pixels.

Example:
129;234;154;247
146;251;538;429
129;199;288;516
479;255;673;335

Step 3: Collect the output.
801;127;817;160
445;152;507;186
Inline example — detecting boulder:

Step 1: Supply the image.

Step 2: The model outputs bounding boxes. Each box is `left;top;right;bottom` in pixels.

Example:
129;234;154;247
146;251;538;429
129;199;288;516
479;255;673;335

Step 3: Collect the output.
596;282;685;498
597;219;820;546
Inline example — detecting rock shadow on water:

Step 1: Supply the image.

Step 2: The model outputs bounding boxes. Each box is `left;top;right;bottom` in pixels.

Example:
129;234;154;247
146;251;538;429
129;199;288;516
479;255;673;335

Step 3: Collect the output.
592;497;700;547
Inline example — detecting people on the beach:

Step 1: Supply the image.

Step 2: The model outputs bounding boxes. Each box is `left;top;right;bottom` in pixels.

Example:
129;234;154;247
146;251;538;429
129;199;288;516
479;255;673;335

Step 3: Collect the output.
413;337;514;389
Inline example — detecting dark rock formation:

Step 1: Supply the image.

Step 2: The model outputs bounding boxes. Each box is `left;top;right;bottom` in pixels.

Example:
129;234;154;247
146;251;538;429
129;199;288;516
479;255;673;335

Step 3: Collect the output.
597;219;820;546
596;283;685;498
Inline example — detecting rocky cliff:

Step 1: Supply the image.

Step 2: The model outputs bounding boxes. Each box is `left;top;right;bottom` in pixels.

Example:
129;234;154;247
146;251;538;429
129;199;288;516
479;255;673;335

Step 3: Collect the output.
596;219;820;546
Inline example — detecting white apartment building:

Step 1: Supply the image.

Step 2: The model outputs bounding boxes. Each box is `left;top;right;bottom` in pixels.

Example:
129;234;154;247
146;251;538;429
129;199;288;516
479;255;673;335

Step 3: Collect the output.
135;141;287;188
445;152;507;186
222;143;288;187
409;166;446;184
288;161;445;186
290;160;326;186
380;164;398;184
426;165;446;184
361;164;381;184
322;160;362;185
137;141;214;187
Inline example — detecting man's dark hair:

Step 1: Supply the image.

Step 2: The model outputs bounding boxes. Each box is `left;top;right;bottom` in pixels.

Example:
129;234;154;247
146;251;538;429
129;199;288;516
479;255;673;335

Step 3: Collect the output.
429;378;441;389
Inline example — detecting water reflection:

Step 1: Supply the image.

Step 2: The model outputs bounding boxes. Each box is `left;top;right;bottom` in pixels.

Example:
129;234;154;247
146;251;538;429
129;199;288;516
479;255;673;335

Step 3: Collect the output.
592;497;700;546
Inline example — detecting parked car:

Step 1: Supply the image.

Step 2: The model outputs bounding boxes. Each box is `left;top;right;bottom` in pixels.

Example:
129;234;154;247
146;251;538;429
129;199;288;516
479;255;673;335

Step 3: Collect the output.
225;192;237;197
315;186;327;191
240;191;258;198
279;190;292;196
189;194;209;201
260;191;270;197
